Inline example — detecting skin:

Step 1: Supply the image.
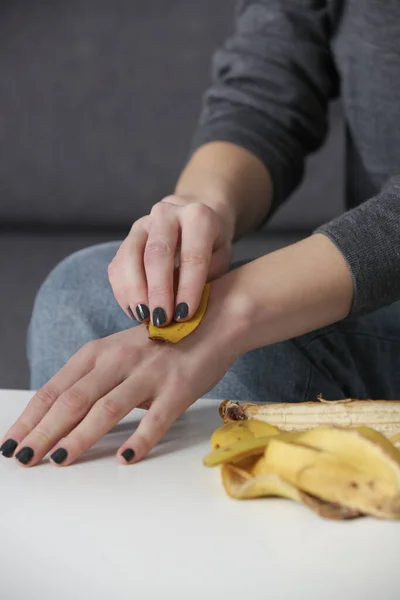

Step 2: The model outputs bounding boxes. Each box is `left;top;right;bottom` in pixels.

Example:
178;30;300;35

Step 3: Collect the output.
0;143;354;466
108;143;272;324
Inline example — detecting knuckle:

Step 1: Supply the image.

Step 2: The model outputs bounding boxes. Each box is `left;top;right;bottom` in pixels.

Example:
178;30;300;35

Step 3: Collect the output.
130;216;146;232
150;202;170;218
60;387;89;413
134;432;153;455
180;251;208;268
160;194;176;204
114;344;140;363
144;237;173;264
34;386;59;411
147;282;170;298
83;339;102;357
187;202;213;221
100;396;121;419
33;427;52;446
149;410;168;434
68;430;87;455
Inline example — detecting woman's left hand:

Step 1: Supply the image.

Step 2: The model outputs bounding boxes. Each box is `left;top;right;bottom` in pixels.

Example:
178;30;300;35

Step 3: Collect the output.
1;281;244;467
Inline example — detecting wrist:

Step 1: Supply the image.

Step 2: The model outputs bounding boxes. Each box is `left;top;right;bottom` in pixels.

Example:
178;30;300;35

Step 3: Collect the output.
202;234;354;359
202;275;255;362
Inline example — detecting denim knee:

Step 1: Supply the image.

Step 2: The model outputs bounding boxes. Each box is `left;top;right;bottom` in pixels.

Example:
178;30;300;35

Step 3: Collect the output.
27;242;131;388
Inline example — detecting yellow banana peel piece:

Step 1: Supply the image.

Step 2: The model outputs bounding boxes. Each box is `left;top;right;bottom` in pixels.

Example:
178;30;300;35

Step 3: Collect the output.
203;435;276;468
148;283;211;343
210;420;280;451
203;430;299;468
221;461;361;520
264;437;400;519
296;426;400;484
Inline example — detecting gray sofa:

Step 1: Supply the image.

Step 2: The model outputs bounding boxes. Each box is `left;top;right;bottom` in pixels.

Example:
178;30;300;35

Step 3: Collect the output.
0;1;344;389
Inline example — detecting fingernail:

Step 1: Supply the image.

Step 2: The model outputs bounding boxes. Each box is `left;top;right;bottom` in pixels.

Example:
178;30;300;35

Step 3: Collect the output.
15;447;34;465
0;439;18;458
174;302;189;320
136;304;150;322
50;448;68;464
121;448;135;463
153;307;166;327
127;306;138;321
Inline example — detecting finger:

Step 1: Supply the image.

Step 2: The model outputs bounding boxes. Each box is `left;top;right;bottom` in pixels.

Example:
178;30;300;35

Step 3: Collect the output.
0;342;98;455
48;375;150;466
145;204;179;326
13;359;126;467
174;204;216;321
117;395;185;464
108;221;150;322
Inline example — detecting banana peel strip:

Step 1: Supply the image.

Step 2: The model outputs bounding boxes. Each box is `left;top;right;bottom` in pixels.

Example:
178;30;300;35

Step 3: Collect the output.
148;283;210;343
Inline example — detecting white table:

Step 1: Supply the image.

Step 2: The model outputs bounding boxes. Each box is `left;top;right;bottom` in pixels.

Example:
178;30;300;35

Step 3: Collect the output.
1;390;400;600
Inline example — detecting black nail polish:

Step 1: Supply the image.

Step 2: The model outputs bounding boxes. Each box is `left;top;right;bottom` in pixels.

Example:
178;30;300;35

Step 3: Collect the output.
0;439;18;458
121;448;135;463
15;447;34;465
174;302;189;320
153;307;167;327
127;306;138;321
51;448;68;464
136;304;150;322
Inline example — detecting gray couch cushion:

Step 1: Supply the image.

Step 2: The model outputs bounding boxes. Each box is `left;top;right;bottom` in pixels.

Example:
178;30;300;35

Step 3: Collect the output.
0;1;343;231
0;0;232;227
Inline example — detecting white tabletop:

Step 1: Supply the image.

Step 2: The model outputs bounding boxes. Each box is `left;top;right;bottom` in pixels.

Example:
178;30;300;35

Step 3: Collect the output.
0;390;400;600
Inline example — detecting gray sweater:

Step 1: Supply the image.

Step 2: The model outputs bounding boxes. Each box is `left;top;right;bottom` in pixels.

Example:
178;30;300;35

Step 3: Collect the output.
192;0;400;316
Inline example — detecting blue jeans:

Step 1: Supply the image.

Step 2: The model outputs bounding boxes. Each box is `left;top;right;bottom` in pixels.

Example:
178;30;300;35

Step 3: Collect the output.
28;242;400;400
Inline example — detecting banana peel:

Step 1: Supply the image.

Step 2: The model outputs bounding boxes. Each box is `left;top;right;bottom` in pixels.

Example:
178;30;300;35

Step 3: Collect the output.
219;398;400;442
148;283;210;343
221;463;360;520
204;419;400;519
210;420;280;450
264;437;400;519
203;435;278;468
296;426;400;485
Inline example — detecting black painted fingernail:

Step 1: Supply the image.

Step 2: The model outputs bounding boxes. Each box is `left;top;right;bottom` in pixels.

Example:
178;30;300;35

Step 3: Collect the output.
0;439;18;458
127;306;138;321
121;448;135;463
153;307;167;327
51;448;68;464
15;447;34;465
136;304;150;322
174;302;189;320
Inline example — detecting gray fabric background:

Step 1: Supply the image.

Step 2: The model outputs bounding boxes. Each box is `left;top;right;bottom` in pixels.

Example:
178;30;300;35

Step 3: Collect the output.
0;1;344;388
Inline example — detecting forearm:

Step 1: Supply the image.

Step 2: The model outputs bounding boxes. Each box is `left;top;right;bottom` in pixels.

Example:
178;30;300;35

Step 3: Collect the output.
211;234;354;357
175;142;272;241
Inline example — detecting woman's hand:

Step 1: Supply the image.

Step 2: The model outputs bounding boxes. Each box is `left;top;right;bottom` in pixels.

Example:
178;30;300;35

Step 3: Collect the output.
108;196;233;326
1;281;245;467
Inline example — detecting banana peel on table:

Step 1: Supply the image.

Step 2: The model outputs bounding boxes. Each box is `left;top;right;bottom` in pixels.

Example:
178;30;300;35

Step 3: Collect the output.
219;397;400;442
204;406;400;520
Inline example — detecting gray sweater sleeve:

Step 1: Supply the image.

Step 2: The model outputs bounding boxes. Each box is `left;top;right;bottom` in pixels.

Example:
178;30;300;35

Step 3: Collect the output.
192;0;400;316
315;176;400;316
191;0;339;212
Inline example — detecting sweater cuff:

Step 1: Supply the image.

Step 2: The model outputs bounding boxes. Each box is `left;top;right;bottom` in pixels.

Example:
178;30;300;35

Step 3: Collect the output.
315;179;400;316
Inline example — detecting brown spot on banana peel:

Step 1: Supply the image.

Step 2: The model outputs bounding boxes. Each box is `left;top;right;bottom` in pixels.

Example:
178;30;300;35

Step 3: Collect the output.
219;399;247;422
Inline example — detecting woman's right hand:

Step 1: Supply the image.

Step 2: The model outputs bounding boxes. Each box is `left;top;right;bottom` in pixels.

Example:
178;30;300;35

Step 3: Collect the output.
108;195;233;326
